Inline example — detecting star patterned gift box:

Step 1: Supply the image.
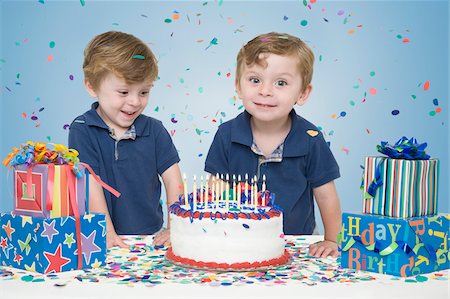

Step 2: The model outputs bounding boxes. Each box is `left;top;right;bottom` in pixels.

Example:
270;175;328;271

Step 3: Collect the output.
340;212;450;277
0;212;106;273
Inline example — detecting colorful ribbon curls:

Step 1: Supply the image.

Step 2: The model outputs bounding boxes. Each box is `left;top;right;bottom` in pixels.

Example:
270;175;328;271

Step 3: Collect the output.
377;136;430;160
2;141;84;177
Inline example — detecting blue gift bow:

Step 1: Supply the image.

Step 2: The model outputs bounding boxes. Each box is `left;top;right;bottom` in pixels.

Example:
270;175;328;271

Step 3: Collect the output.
365;137;430;199
377;136;430;160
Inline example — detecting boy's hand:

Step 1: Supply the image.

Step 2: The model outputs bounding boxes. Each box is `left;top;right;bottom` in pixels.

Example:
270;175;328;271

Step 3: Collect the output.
308;240;340;258
107;231;130;249
153;228;171;247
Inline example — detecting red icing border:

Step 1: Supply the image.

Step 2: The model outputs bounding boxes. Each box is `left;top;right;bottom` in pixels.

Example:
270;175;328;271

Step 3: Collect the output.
166;247;290;271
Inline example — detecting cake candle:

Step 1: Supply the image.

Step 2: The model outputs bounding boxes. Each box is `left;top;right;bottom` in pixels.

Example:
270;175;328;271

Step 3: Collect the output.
204;175;209;207
262;174;266;193
253;176;257;207
237;175;241;209
183;173;188;205
215;173;220;208
225;174;230;210
200;175;204;206
193;175;197;211
245;173;249;206
232;175;236;202
220;174;224;201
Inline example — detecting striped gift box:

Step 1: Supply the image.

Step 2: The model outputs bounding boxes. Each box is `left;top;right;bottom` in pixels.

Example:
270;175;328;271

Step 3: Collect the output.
362;157;439;217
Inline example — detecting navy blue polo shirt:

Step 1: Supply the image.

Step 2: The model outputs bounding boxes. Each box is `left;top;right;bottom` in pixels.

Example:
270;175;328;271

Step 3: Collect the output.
68;102;180;235
205;110;340;235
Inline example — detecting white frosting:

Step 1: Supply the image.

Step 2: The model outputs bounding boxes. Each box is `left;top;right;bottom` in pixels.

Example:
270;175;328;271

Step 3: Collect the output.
169;205;285;264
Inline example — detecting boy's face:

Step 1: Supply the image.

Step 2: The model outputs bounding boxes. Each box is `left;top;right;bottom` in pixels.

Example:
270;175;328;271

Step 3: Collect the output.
85;73;153;136
236;53;311;124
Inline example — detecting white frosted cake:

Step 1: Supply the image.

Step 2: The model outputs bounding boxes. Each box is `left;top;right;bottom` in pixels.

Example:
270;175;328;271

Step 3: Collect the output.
166;183;289;270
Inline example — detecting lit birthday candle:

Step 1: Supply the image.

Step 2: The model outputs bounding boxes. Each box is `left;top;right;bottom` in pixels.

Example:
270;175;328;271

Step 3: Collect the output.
253;175;258;207
237;174;241;209
204;174;209;207
245;173;249;206
200;175;204;206
183;173;188;205
193;175;197;211
225;174;230;210
262;174;266;193
215;173;220;208
250;177;254;207
220;174;224;201
211;175;216;208
232;175;236;202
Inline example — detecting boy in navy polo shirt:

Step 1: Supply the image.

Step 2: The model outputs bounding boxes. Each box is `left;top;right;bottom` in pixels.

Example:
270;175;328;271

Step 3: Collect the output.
69;31;183;248
205;32;342;257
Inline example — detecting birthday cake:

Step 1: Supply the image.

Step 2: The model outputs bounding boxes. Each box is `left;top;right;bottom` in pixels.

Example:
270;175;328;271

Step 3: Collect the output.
166;176;290;271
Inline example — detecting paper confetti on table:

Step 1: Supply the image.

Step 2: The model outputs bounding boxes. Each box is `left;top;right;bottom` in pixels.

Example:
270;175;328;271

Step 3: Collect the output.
0;236;447;288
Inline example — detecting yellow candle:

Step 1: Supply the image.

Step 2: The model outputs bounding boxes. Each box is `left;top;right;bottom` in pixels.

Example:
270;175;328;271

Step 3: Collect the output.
183;173;188;205
225;174;229;210
237;175;241;209
204;175;209;207
215;173;220;209
193;175;197;211
250;177;254;207
200;175;204;206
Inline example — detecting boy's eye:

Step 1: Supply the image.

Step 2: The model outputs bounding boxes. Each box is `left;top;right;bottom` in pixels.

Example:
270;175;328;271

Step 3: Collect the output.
140;91;150;96
118;91;128;96
275;80;287;87
249;77;260;84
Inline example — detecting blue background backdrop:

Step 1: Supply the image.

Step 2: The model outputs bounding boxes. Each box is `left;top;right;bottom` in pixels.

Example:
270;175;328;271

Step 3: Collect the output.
1;0;448;232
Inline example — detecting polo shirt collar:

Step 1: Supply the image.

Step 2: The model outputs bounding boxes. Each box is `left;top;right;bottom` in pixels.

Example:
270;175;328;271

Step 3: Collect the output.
230;109;309;157
83;102;150;137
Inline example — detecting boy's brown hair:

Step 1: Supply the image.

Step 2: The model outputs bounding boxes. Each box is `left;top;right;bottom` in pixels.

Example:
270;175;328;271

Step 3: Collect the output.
83;31;158;90
236;32;314;93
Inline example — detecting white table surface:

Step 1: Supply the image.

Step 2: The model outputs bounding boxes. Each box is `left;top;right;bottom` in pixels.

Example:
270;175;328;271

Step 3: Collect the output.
1;235;448;299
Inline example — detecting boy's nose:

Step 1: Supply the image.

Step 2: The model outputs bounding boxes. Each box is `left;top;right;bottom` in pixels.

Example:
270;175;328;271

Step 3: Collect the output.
127;94;141;106
259;82;273;96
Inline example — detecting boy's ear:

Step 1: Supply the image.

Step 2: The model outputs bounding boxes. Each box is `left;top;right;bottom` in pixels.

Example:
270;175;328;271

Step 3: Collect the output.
296;84;312;106
235;79;243;99
84;79;98;98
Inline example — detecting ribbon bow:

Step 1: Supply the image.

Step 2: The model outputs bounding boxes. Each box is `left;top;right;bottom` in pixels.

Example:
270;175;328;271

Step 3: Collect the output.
377;136;430;160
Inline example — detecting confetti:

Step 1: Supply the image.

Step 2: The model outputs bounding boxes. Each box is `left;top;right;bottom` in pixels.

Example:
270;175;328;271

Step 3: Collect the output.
49;41;55;48
423;81;430;91
69;75;74;80
300;20;308;27
392;109;400;116
369;88;377;96
432;98;439;106
132;55;145;59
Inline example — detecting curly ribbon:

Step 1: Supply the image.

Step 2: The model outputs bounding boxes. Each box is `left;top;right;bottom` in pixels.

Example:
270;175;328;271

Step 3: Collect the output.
377;136;430;160
3;141;84;178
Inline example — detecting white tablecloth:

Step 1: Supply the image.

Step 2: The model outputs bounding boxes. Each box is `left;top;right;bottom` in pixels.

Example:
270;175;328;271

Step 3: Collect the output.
1;235;448;299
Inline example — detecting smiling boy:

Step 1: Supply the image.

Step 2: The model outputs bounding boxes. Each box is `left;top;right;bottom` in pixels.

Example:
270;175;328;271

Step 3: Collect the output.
205;32;342;257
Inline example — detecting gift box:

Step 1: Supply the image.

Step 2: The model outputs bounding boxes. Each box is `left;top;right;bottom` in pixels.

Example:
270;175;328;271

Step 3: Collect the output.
0;212;106;273
340;212;450;277
362;137;439;218
362;157;439;217
13;164;87;218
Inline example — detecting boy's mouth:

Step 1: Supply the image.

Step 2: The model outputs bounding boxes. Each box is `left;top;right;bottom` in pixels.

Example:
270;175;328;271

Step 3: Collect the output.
254;102;276;108
121;110;136;116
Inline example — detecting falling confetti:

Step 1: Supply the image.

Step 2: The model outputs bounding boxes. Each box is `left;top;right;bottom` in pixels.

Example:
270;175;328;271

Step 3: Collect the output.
423;81;430;91
49;41;55;48
392;110;400;116
205;37;218;50
300;20;308;27
369;88;377;96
